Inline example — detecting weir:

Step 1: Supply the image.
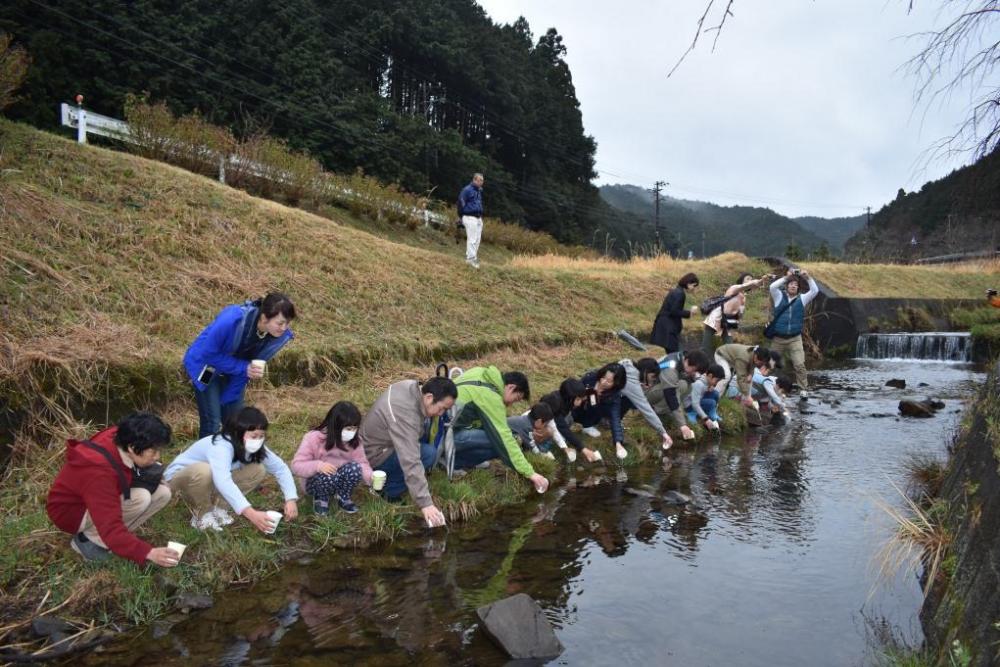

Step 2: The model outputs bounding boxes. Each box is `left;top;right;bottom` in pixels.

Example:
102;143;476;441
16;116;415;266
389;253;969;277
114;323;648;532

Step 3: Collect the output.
855;332;972;362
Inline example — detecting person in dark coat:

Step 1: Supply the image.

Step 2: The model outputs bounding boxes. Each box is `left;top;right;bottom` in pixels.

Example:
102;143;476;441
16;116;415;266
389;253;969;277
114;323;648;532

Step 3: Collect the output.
650;272;700;353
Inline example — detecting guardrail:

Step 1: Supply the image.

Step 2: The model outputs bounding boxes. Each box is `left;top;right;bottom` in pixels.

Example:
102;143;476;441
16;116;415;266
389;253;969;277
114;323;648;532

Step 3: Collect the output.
59;101;452;229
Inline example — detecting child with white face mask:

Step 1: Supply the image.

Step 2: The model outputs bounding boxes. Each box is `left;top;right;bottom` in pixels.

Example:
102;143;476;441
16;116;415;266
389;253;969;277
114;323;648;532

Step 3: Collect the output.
165;406;299;532
291;401;373;515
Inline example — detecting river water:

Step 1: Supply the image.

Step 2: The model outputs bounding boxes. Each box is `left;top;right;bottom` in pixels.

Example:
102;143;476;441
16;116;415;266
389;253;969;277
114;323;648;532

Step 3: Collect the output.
85;359;982;666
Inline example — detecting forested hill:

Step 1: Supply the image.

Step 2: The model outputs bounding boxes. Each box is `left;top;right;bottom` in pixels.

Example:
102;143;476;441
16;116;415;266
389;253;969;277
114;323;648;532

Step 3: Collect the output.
599;184;863;257
844;148;1000;261
1;0;609;244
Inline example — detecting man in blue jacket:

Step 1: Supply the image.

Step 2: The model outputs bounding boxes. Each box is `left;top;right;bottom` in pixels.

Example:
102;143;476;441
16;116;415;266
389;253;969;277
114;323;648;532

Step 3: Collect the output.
767;270;819;398
457;173;485;268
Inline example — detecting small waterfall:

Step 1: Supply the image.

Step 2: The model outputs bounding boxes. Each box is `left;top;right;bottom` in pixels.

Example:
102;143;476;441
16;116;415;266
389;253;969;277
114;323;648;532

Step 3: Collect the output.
855;332;972;362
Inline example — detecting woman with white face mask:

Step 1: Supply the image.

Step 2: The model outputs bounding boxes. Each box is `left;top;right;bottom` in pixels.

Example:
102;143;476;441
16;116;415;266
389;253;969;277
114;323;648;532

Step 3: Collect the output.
164;407;299;532
291;402;372;515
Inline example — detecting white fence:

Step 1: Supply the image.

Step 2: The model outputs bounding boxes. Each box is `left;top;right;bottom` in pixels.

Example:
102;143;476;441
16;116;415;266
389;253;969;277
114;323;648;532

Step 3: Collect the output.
59;101;451;229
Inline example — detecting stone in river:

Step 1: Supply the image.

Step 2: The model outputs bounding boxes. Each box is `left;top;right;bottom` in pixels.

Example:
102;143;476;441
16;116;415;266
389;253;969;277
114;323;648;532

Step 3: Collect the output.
898;400;934;418
476;593;563;660
885;378;907;389
661;490;691;505
175;592;214;612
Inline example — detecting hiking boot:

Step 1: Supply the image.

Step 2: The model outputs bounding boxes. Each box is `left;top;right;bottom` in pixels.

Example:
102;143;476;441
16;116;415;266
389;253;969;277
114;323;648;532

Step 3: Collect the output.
211;506;235;526
190;511;223;532
314;498;330;516
543;451;556;460
71;533;110;562
582;426;601;438
337;496;358;514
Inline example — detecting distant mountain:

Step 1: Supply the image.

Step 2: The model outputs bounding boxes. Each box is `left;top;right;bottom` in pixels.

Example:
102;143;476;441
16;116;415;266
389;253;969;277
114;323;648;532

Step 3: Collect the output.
794;215;867;251
598;184;841;258
844;148;1000;261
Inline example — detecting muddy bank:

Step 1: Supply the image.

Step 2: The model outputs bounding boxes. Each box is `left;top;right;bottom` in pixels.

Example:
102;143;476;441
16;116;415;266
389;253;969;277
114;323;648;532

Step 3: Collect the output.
919;361;1000;666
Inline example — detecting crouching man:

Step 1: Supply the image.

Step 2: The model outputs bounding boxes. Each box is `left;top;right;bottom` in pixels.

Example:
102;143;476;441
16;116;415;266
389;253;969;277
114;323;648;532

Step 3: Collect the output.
46;412;180;567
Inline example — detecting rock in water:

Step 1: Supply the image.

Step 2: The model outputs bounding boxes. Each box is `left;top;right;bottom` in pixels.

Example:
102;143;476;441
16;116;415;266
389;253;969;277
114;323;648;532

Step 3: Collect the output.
175;592;214;612
885;379;906;389
661;490;691;505
898;400;934;418
925;398;945;410
624;487;656;498
476;594;564;660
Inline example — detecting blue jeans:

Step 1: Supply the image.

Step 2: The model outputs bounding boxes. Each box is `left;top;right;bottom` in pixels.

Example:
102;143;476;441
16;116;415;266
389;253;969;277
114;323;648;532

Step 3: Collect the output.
453;429;498;470
194;377;244;438
374;442;438;501
686;391;720;424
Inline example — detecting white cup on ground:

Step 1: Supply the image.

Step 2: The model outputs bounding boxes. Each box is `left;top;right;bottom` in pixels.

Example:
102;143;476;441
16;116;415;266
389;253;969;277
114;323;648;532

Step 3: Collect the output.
372;470;387;492
167;541;187;559
265;510;282;533
250;359;266;374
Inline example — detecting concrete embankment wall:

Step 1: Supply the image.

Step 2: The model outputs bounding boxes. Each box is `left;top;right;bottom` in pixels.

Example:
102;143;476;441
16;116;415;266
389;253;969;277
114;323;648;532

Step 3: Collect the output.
919;362;1000;666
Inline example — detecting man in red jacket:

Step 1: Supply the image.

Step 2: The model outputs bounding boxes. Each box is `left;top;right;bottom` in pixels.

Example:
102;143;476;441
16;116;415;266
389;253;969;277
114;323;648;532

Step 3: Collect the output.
46;412;180;567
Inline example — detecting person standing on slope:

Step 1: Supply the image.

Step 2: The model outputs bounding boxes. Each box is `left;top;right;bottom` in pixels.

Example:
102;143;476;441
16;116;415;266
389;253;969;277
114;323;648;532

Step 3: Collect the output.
457;173;485;269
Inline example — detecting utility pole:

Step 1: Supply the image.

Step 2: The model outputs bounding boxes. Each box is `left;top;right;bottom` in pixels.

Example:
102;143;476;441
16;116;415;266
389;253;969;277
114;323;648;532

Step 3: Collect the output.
649;180;667;252
701;230;706;259
866;206;871;227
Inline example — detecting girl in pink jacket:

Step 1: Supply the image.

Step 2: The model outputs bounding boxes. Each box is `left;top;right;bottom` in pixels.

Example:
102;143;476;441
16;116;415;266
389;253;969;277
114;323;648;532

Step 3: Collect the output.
291;402;373;515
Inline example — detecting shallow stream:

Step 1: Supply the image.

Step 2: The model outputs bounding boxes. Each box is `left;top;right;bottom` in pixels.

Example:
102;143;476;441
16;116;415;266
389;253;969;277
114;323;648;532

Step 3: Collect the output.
83;360;982;666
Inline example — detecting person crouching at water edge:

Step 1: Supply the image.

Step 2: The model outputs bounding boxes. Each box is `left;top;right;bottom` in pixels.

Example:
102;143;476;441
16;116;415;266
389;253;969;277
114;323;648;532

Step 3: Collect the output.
573;362;629;461
533;378;589;464
292;401;373;516
713;343;782;405
360;376;458;528
46;412;180;567
451;366;551;493
644;349;710;442
684;363;726;432
184;293;296;438
164;407;299;532
749;369;793;427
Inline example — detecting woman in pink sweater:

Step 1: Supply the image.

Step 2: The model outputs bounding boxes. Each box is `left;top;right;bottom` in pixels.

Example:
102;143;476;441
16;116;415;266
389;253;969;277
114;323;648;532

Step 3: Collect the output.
291;402;372;515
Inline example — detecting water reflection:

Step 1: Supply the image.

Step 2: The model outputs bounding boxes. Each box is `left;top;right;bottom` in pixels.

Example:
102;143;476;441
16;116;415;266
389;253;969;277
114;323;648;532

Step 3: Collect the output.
82;361;982;666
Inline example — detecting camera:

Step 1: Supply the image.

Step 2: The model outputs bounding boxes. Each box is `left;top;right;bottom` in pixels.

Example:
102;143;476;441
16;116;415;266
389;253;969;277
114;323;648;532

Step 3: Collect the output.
791;269;801;276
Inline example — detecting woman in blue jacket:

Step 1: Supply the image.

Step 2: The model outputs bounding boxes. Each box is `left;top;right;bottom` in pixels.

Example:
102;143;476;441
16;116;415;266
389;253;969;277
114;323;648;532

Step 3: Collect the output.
572;362;628;461
184;293;296;437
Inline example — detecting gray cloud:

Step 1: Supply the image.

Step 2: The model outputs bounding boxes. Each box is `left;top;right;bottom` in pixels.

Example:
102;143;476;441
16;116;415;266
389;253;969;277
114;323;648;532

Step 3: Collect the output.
477;0;973;217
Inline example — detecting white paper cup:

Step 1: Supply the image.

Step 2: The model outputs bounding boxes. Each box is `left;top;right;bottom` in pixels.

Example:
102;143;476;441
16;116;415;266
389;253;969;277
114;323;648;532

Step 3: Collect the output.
372;470;387;492
265;510;282;533
250;359;266;374
167;541;187;559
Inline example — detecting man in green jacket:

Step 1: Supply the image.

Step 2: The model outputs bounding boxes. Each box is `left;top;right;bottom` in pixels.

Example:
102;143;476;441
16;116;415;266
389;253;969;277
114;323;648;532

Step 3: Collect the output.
452;366;550;493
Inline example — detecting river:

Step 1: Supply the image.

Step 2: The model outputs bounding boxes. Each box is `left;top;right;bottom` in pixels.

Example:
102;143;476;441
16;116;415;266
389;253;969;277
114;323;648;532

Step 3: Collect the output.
84;359;982;666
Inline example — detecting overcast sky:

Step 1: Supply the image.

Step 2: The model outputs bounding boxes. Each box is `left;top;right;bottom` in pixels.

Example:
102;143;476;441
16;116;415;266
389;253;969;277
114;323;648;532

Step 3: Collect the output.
476;0;975;219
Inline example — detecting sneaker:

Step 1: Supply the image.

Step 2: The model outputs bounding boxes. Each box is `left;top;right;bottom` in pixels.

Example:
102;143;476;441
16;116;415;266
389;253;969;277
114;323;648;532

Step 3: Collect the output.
314;498;330;516
337;496;358;514
191;511;223;532
211;506;235;526
615;443;628;460
582;426;601;438
451;469;469;480
70;533;110;562
565;448;578;463
544;451;556;460
466;259;480;269
475;461;491;470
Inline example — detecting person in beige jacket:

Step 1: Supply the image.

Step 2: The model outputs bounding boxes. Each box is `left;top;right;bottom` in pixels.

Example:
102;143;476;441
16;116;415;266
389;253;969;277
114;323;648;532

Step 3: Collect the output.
360;377;457;528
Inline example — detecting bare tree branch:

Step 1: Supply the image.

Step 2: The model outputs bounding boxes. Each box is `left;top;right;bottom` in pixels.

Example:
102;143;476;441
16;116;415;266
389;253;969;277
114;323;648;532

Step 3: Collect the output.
668;0;736;78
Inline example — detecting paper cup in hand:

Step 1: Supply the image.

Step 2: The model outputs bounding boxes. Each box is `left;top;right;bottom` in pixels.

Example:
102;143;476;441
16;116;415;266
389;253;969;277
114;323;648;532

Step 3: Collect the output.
265;510;282;533
167;541;187;559
250;359;266;374
371;470;387;492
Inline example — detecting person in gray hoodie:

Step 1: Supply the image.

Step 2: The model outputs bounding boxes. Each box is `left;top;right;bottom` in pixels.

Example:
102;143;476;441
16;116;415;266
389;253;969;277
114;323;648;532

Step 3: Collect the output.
360;377;457;528
621;358;675;451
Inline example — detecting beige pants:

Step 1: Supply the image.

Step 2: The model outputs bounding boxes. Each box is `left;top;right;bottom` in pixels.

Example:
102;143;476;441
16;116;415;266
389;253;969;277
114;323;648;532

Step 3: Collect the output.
769;335;808;390
78;484;172;548
168;462;266;515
